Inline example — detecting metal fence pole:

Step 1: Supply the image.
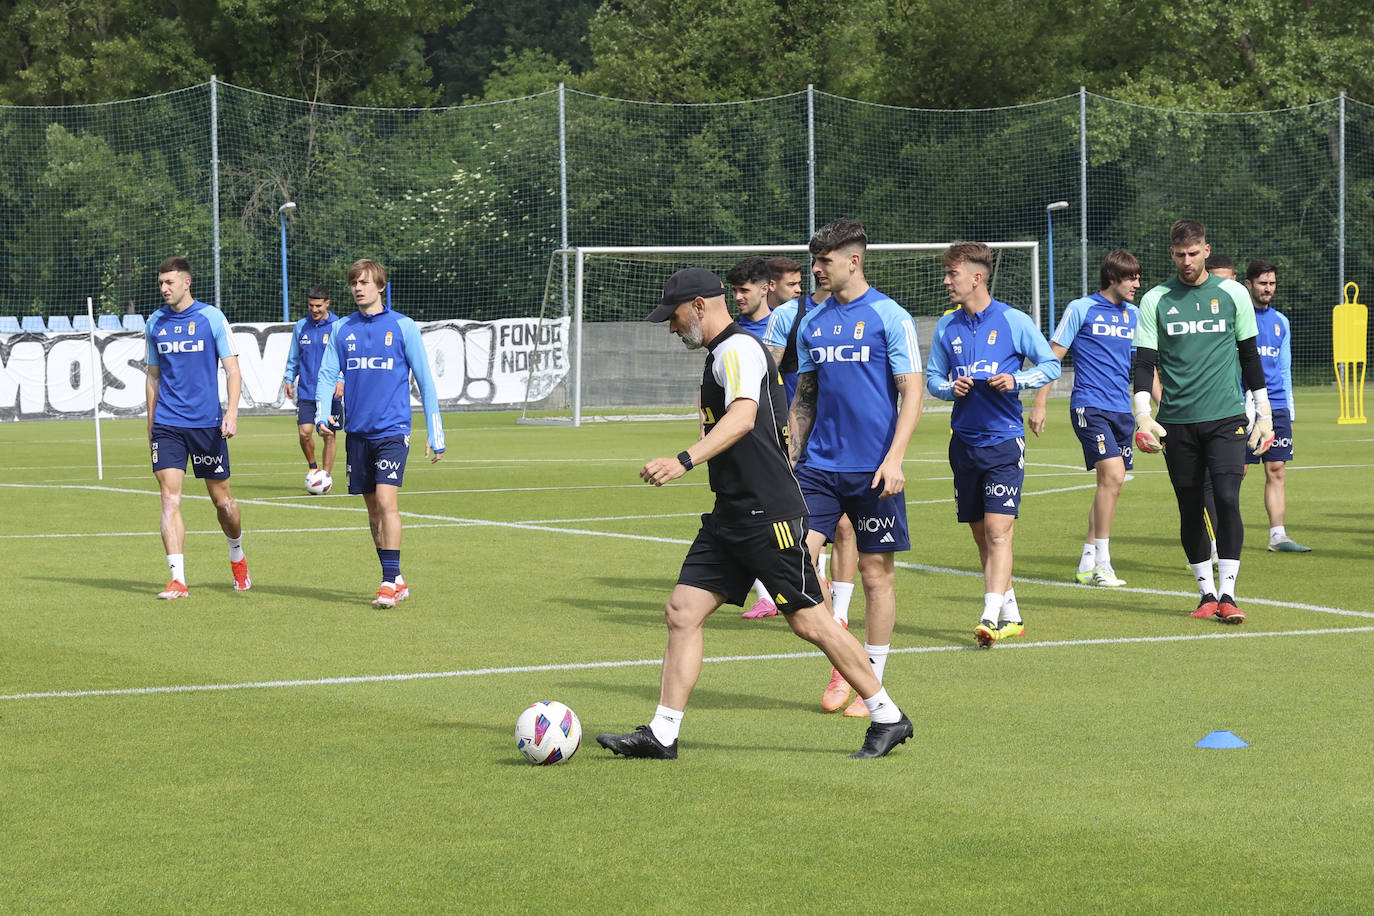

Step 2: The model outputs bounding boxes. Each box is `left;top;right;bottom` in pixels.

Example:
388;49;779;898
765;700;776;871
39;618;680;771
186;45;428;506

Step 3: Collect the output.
211;76;222;310
559;82;570;323
1339;91;1347;295
1079;86;1088;297
807;84;816;241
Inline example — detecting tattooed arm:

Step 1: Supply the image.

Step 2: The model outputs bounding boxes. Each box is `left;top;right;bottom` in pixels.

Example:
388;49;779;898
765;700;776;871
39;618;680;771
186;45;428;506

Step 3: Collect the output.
788;370;817;466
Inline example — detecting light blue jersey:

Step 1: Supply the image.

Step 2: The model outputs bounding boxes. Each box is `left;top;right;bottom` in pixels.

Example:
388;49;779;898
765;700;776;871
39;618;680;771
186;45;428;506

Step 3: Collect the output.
316;305;445;453
763;294;824;404
795;287;920;472
145;300;236;428
1050;292;1137;413
1252;304;1294;414
283;311;338;394
927;299;1061;447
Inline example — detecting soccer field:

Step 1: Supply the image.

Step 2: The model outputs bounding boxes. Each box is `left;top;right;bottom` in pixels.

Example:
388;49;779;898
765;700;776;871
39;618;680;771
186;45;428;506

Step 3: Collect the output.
2;389;1372;913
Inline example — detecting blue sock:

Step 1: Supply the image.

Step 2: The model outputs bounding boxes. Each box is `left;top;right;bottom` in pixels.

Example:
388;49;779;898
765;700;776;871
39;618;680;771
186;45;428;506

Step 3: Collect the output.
379;549;401;584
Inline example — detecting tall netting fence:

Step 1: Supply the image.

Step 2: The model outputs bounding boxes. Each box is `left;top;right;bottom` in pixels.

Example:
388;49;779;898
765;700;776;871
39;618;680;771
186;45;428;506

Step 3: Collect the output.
0;83;1368;421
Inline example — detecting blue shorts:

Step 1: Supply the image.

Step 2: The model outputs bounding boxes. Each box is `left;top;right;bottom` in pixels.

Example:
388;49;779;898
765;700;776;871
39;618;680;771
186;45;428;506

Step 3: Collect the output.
297;397;344;431
345;434;409;494
950;435;1024;522
795;464;910;553
1246;408;1294;464
150;424;230;479
1071;406;1134;471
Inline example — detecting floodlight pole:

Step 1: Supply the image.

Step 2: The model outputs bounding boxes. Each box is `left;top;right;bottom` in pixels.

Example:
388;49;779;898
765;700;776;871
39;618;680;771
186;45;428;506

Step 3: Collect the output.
1045;200;1069;333
278;202;296;322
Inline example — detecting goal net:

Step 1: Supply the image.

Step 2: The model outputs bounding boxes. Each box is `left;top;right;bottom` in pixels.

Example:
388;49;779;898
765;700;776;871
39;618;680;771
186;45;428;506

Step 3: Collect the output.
519;242;1040;426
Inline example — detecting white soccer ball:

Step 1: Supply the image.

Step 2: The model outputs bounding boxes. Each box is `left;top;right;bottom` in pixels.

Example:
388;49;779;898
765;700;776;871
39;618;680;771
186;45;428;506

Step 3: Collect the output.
304;468;333;495
515;700;582;765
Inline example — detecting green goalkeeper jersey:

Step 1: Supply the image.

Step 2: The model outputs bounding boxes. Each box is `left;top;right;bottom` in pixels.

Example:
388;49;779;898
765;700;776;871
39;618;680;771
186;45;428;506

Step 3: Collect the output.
1136;274;1258;424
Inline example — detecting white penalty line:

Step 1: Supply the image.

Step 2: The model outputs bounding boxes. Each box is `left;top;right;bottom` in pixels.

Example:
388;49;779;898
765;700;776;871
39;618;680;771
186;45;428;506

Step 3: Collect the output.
4;625;1372;704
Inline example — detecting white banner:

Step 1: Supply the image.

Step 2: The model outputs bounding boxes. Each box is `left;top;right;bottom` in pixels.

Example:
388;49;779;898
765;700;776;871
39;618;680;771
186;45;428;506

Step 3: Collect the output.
0;316;570;421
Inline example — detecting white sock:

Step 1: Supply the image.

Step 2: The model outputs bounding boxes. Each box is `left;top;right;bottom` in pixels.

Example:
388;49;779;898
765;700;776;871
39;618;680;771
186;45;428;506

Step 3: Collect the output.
1210;539;1218;558
650;705;683;745
167;553;185;584
1093;538;1111;569
831;581;855;624
1217;558;1240;599
227;535;245;563
1270;525;1287;542
1077;543;1095;574
982;592;1004;624
1190;562;1217;598
753;580;770;604
862;687;901;724
1000;588;1021;623
818;549;830;581
864;643;889;682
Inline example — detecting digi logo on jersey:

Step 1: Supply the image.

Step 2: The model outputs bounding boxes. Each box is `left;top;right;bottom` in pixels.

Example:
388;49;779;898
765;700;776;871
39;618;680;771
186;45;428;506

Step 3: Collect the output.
1165;318;1228;336
157;339;205;354
1091;323;1135;339
347;356;394;370
809;344;871;364
956;359;1000;377
1258;344;1281;358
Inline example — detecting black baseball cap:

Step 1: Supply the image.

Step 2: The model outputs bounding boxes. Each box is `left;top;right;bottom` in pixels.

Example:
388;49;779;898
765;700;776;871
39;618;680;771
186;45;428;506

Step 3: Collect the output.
646;267;726;322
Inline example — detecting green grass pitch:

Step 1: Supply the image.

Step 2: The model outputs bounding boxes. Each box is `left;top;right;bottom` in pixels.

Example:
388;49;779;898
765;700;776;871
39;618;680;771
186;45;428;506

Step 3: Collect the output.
2;388;1372;912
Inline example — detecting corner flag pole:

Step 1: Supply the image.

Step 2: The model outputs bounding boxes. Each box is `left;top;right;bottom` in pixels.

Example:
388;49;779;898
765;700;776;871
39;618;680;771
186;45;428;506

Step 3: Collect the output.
86;296;104;480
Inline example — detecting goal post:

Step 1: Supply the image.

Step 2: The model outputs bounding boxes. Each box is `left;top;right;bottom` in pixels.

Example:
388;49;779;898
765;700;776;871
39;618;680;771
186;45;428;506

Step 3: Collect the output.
520;242;1040;426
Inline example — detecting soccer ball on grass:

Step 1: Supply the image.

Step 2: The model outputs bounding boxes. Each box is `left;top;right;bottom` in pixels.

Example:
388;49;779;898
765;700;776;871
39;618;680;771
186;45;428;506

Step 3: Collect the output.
515;700;582;765
304;468;333;495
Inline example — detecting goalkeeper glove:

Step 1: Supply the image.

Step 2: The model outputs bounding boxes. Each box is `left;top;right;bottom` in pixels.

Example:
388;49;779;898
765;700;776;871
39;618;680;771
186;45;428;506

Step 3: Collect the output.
1132;391;1166;454
1247;388;1275;455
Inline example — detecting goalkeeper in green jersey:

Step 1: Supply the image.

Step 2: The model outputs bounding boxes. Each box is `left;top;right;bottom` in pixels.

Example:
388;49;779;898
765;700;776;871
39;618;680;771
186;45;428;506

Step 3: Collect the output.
1131;220;1275;625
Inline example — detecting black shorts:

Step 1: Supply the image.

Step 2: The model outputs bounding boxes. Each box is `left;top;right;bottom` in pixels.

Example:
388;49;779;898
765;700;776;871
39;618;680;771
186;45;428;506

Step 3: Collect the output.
677;514;826;612
1161;416;1248;489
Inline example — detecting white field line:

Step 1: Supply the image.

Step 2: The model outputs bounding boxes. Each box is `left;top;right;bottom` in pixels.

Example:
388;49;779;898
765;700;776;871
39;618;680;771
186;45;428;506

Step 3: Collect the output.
3;626;1371;703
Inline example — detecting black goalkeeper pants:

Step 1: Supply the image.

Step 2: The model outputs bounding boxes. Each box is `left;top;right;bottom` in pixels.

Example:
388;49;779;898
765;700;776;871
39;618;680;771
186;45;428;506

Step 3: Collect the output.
1161;416;1248;565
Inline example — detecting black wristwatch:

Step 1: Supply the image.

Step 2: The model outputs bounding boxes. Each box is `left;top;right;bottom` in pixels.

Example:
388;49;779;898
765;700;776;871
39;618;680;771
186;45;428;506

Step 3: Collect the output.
677;450;694;471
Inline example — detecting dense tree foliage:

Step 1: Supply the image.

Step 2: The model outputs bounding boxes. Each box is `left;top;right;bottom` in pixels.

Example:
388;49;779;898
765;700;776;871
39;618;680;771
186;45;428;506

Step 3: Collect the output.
3;1;1374;109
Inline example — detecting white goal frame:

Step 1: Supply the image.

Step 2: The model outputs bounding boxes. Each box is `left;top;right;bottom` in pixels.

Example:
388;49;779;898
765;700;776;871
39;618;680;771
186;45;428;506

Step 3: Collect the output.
524;242;1040;427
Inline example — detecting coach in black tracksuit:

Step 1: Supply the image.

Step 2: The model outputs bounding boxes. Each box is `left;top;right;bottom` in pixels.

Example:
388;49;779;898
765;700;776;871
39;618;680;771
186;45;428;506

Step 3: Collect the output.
595;267;913;761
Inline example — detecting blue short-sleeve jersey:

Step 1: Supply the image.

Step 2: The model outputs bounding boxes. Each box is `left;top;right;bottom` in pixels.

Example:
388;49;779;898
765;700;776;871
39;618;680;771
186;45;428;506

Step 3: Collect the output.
794;287;920;472
1252;304;1294;413
926;299;1061;447
316;305;445;453
1050;292;1137;413
736;312;771;340
283;311;338;393
764;294;824;404
145;300;236;428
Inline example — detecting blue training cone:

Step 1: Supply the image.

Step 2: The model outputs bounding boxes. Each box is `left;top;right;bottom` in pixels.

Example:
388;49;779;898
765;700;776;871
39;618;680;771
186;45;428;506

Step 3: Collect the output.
1196;730;1249;749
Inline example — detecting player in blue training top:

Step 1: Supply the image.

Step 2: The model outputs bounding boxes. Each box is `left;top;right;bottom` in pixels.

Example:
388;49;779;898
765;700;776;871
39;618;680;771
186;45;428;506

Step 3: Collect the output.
927;241;1061;647
1242;258;1310;553
144;256;251;599
1030;249;1142;588
726;256;775;340
790;218;925;717
763;261;861;711
282;284;344;481
316;258;446;609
